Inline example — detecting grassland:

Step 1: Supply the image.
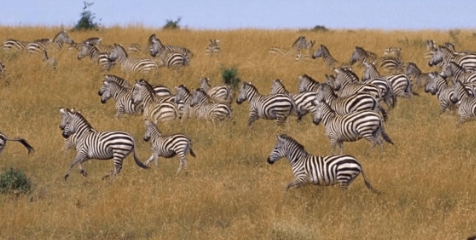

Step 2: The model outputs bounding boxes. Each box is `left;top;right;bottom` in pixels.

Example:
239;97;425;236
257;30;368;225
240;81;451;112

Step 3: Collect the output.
0;26;476;239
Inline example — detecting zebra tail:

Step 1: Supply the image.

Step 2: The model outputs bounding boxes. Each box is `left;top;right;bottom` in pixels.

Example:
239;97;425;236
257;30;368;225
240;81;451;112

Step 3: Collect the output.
9;138;35;154
381;128;394;145
360;168;381;194
387;85;397;108
190;147;196;158
379;106;388;122
133;149;149;169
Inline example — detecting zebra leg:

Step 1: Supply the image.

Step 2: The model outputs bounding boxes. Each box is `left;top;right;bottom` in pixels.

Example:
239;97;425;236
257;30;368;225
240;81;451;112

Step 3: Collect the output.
144;153;159;167
103;158;123;180
64;154;88;181
78;163;88;177
176;153;188;175
247;111;259;126
285;177;307;190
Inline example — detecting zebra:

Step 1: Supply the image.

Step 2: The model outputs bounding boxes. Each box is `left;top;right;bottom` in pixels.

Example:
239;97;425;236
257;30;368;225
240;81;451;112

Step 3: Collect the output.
312;101;394;154
174;84;198;120
132;79;179;123
0;131;34;156
108;43;158;74
331;67;382;101
349;46;378;66
315;83;388;121
292;36;315;60
59;108;149;180
298;74;320;93
143;119;196;175
103;74;171;97
311;44;342;68
450;80;476;125
77;41;114;71
190;88;232;123
362;62;414;100
3;39;28;51
198;77;233;104
148;33;192;68
42;50;57;70
440;61;476;84
269;79;317;120
377;46;404;73
428;45;476;72
424;72;457;115
205;39;221;55
27;31;74;54
236;82;295;126
98;79;141;117
127;43;143;55
267;134;378;192
405;62;432;89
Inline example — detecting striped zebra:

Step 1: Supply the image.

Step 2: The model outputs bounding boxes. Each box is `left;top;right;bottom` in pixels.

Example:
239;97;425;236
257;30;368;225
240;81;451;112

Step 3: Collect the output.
27;31;74;54
103;74;131;88
315;83;388;121
3;39;28;51
143;119;196;175
362;62;414;100
127;43;143;55
429;45;476;72
269;79;317;120
313;101;394;154
108;43;158;74
132;79;178;123
148;33;192;68
59;108;149;180
198;77;233;104
190;88;232;123
103;74;171;97
236;82;295;126
292;36;315;60
98;79;141;117
311;44;342;68
205;39;221;55
349;46;378;66
298;74;320;93
377;46;404;73
331;67;382;101
42;50;57;69
440;61;476;84
450;80;476;125
174;84;198;120
267;134;378;192
0;131;34;156
77;41;114;71
424;72;457;115
406;62;431;89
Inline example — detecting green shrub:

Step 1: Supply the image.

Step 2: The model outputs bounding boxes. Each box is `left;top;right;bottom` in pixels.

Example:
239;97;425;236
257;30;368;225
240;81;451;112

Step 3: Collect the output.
0;168;31;195
221;66;241;90
163;17;182;30
74;2;99;31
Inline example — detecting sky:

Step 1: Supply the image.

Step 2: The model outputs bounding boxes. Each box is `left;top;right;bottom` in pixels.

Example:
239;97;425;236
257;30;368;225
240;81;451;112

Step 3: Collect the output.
0;0;475;30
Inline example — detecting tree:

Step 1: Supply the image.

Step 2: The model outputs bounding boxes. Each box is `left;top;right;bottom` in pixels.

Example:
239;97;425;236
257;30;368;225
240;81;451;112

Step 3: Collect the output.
163;17;182;30
75;2;98;30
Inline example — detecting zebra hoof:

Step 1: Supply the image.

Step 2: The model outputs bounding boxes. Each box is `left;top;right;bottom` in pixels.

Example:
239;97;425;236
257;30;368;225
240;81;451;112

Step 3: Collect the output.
80;170;88;177
64;174;69;181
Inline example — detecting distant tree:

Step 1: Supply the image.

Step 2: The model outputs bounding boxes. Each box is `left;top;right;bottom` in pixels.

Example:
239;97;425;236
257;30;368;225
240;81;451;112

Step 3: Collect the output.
75;1;99;31
163;17;182;30
311;25;329;32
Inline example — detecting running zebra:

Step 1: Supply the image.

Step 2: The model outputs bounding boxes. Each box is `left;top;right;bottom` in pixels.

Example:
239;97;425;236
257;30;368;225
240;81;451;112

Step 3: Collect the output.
362;62;414;100
59;108;149;180
27;31;74;54
190;88;232;123
429;45;476;72
77;41;114;71
103;74;171;97
377;46;404;73
450;80;476;125
0;131;34;156
108;43;158;74
143;120;196;175
313;101;394;154
269;79;317;120
298;74;320;93
98;79;141;117
3;39;28;51
311;44;342;68
267;134;378;192
199;77;233;104
148;33;192;68
174;84;198;120
424;72;457;115
440;61;476;84
205;39;221;55
349;46;378;66
315;83;388;121
406;62;431;89
132;79;179;123
236;82;295;126
331;67;382;101
292;36;315;61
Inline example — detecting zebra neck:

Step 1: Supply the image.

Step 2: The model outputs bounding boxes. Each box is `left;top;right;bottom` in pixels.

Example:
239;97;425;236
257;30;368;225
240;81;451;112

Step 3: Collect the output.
287;150;308;165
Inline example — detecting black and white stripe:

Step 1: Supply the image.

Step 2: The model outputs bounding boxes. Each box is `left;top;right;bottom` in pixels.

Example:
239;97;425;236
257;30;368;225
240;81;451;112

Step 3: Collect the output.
98;79;141;117
363;62;414;100
292;36;315;60
429;45;476;72
269;79;316;120
406;62;431;89
148;33;192;68
312;101;394;154
424;72;457;115
267;134;378;192
440;61;476;84
199;77;233;104
189;88;232;123
205;39;221;55
27;31;74;54
450;80;476;125
77;41;114;71
143;120;196;175
236;82;295;126
349;46;377;66
132;79;179;123
331;67;382;101
59;108;149;180
3;39;28;51
108;43;158;73
0;131;34;156
311;44;341;68
298;74;320;93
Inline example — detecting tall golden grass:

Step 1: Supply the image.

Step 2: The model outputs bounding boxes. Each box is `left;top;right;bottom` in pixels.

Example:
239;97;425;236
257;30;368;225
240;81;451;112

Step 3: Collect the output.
1;26;476;239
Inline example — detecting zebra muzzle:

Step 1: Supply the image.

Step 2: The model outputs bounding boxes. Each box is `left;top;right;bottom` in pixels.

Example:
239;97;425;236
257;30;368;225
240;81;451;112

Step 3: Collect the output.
267;158;274;164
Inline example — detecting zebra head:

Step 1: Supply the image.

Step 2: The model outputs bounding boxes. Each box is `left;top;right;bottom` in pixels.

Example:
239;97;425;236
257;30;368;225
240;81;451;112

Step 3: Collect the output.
236;82;255;105
190;88;208;107
77;41;93;60
198;77;212;91
349;46;363;65
143;119;161;142
148;34;164;57
174;85;191;104
428;46;445;67
450;80;469;104
405;62;419;77
59;108;76;138
98;81;112;103
132;80;147;105
312;44;325;59
312;101;333;126
267;134;303;165
424;72;439;95
108;44;127;61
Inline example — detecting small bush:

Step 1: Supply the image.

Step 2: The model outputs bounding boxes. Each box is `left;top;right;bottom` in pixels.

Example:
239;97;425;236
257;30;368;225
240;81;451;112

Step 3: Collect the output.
311;25;329;32
221;66;241;90
163;17;182;30
0;168;31;195
74;1;99;31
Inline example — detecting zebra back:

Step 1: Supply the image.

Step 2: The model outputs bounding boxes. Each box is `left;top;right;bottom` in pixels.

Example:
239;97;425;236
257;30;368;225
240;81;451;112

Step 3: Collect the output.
298;74;320;93
350;46;377;65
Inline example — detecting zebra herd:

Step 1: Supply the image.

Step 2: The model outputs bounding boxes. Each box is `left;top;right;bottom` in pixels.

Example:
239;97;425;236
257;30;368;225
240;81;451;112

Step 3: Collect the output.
4;30;476;196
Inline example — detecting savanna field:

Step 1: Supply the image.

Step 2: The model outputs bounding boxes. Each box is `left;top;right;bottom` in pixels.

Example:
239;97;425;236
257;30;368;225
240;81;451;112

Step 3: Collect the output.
1;26;476;239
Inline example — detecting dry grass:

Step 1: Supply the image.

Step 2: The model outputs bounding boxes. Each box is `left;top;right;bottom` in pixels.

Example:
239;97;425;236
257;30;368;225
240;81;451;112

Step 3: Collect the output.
1;26;476;239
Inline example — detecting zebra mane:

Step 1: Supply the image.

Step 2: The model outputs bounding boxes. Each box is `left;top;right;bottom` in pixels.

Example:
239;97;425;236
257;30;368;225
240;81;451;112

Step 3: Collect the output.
136;79;156;96
104;74;131;88
278;134;305;152
113;43;128;57
244;82;259;93
34;38;51;43
177;84;191;95
301;74;318;83
148;33;158;45
342;68;360;81
53;30;70;42
291;36;306;47
70;110;94;129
